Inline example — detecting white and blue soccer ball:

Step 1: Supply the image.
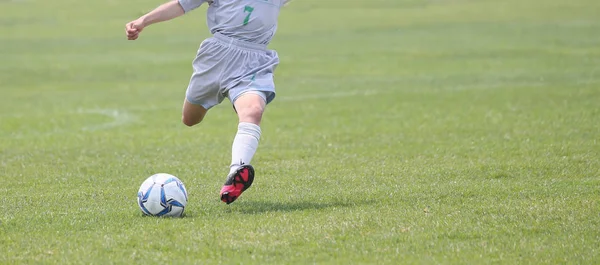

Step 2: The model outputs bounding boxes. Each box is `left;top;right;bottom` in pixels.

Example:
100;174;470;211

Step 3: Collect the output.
137;173;188;217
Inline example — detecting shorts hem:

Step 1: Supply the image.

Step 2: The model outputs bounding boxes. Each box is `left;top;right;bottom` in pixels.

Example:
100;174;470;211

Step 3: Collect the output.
185;96;214;110
230;87;276;105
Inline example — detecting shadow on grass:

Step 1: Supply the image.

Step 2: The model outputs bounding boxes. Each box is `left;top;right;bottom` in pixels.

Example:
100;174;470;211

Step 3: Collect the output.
231;199;378;215
135;199;378;218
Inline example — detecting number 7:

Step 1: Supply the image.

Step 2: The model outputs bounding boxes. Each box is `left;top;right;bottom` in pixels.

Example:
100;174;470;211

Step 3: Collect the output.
243;5;254;26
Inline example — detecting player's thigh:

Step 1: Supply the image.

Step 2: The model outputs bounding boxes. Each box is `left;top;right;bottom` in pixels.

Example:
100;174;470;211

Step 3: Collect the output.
182;39;227;126
225;48;278;106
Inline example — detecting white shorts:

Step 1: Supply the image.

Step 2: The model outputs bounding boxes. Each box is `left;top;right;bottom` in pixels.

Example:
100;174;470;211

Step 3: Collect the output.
185;33;279;109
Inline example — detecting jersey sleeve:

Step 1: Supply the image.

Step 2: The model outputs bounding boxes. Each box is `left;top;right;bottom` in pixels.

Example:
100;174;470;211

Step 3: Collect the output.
178;0;206;13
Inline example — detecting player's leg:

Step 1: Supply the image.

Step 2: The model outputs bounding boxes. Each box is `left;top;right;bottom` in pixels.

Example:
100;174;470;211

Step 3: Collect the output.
181;99;208;127
229;92;266;171
220;92;267;204
218;44;278;204
181;37;226;127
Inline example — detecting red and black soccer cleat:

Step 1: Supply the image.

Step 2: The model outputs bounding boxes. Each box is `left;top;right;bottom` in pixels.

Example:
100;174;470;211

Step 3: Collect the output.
220;165;255;204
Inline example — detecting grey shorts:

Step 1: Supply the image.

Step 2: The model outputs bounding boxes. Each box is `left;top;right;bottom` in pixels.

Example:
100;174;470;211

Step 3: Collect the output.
185;32;279;109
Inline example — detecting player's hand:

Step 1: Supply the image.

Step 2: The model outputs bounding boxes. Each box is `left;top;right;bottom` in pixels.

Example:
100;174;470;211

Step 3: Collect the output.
125;19;145;40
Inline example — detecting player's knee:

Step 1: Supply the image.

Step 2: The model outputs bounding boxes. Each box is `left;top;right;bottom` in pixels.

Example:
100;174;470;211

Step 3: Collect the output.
237;104;264;123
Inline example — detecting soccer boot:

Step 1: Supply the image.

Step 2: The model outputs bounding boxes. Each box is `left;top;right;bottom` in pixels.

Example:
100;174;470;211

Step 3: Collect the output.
220;165;255;204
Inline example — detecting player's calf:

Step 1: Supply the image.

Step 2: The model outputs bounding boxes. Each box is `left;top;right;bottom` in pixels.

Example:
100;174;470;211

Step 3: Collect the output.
181;99;208;127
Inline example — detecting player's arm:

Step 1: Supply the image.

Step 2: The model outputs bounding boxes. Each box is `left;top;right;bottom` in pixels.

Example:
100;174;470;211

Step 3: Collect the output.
125;0;204;40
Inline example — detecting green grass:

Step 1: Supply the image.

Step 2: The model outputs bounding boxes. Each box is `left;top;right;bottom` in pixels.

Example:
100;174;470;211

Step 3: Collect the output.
1;0;600;264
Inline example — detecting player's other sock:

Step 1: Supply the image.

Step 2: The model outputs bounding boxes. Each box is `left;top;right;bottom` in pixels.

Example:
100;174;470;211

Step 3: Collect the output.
229;122;261;174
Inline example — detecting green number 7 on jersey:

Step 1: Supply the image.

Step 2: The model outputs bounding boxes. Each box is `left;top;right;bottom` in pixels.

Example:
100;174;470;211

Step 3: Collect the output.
243;5;254;26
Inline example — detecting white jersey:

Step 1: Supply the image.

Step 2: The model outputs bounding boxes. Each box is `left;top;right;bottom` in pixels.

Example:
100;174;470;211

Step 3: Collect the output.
178;0;287;45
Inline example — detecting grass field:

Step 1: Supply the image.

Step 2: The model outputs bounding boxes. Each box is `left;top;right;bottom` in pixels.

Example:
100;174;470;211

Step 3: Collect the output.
1;0;600;264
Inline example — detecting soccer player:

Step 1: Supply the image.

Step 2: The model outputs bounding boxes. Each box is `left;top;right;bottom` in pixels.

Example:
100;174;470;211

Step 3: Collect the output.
125;0;288;204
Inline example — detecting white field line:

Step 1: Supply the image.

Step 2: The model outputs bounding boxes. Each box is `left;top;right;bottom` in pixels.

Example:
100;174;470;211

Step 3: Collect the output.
2;78;598;118
2;109;135;139
77;109;136;132
277;89;382;102
1;78;598;139
126;79;557;112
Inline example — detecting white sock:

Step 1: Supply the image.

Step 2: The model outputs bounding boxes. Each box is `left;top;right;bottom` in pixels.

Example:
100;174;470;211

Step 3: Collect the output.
229;122;261;174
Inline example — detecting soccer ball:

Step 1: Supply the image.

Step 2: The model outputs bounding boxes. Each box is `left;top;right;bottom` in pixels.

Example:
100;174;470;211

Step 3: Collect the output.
137;173;188;217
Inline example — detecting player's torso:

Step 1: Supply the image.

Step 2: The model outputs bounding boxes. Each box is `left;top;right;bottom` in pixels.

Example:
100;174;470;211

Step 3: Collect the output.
206;0;284;44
